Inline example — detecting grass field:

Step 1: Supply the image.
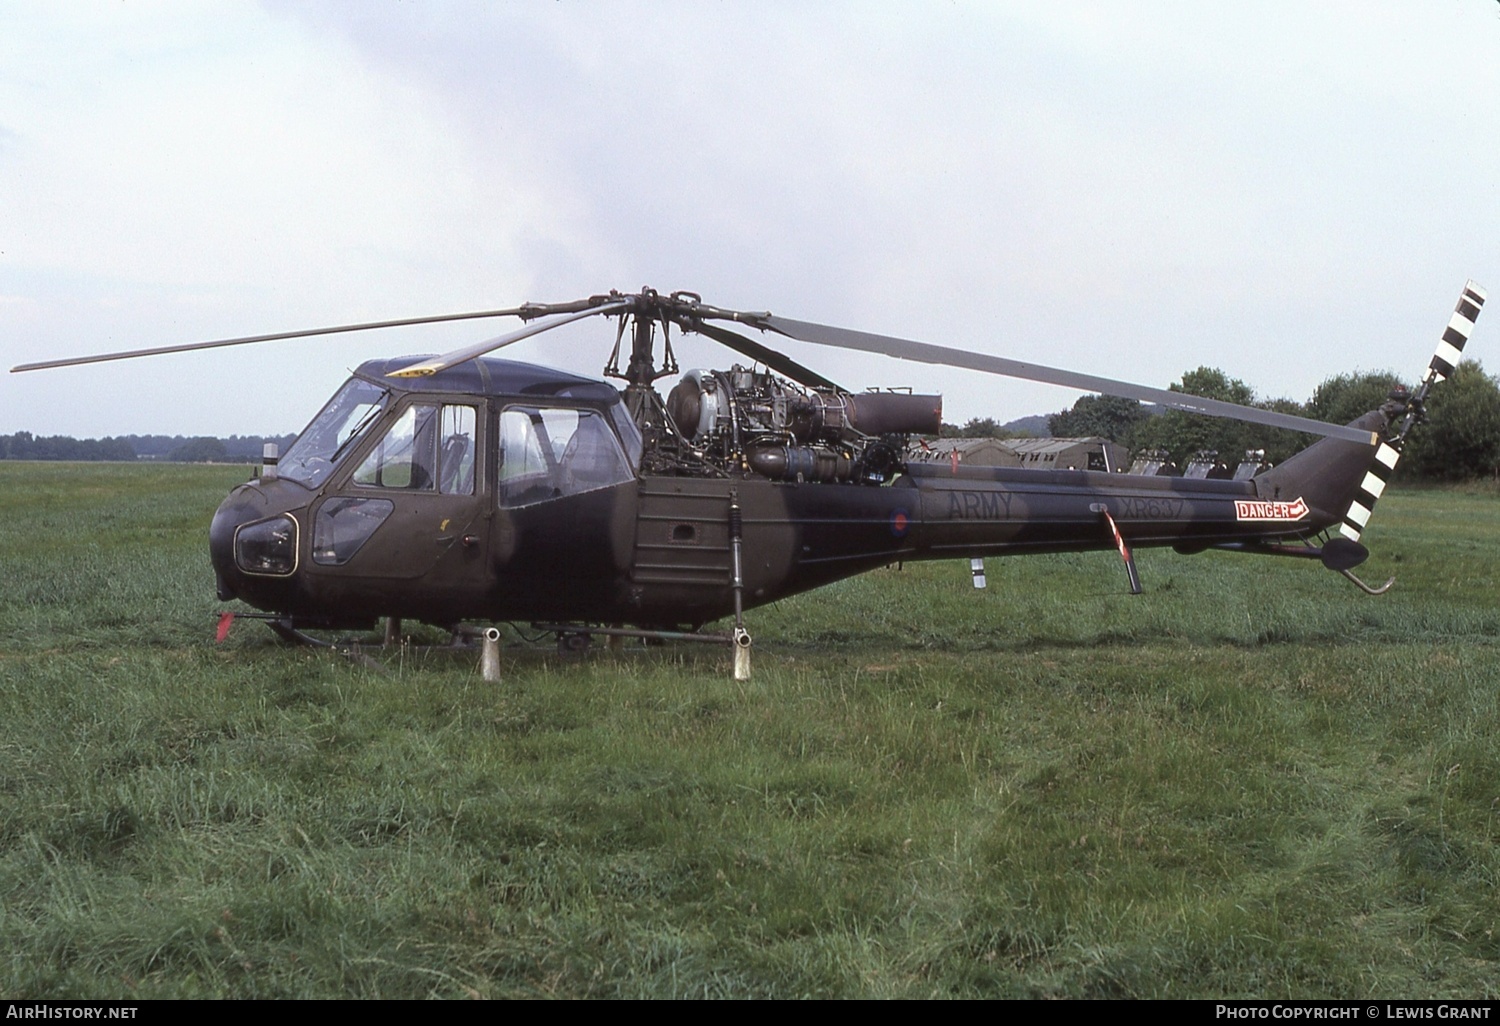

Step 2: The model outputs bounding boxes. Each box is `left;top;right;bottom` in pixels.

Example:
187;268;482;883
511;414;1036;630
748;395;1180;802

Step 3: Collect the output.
1;461;1498;998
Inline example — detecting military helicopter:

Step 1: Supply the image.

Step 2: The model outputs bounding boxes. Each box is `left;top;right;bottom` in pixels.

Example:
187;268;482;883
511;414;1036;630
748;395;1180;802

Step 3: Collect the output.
11;282;1486;678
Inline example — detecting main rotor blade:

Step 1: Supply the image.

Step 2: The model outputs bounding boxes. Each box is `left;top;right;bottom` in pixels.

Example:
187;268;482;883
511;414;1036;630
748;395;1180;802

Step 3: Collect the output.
9;306;539;374
759;315;1379;446
387;300;631;378
687;321;843;392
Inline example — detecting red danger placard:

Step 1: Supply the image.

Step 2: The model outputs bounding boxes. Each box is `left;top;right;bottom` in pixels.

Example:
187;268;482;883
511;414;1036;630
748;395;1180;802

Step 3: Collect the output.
1234;497;1309;521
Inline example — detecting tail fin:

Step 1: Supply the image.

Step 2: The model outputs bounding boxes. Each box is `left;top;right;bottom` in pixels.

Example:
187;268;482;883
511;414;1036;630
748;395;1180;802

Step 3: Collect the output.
1338;280;1486;543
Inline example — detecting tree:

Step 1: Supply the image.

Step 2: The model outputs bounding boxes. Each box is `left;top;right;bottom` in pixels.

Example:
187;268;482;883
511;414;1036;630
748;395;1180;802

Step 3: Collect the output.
1132;367;1264;465
1249;395;1318;466
1304;364;1500;481
1307;370;1407;426
956;417;1001;438
1401;361;1500;481
939;417;1014;438
169;437;228;463
98;437;137;461
0;432;34;459
1048;394;1149;444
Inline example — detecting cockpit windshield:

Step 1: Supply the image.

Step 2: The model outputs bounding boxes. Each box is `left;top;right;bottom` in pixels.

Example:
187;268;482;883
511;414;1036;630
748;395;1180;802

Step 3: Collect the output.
278;378;389;489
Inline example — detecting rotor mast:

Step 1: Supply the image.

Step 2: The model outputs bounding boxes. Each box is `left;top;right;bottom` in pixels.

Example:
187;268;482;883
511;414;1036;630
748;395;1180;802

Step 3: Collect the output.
604;291;684;450
625;307;659;389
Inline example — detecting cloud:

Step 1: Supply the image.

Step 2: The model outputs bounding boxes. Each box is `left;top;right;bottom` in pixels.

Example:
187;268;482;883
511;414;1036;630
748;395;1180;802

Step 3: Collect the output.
2;0;1497;437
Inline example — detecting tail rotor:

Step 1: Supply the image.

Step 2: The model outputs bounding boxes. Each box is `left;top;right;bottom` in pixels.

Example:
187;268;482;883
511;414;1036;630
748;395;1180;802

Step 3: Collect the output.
1338;280;1486;544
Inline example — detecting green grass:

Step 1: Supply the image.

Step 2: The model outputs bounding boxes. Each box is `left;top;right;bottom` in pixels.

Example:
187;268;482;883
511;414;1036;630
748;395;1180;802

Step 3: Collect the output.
1;462;1498;998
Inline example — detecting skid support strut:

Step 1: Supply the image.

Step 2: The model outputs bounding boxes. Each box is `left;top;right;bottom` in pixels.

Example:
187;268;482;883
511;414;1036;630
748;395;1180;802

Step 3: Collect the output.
729;491;751;681
1092;503;1142;595
480;627;503;682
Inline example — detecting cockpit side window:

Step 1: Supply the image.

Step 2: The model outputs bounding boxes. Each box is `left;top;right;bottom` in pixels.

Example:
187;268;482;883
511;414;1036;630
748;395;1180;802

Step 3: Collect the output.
355;404;435;490
354;403;477;494
498;405;633;508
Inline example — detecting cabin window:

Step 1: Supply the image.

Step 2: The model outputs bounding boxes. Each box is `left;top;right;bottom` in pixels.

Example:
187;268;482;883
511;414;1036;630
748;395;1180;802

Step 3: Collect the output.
498;406;633;507
354;403;477;494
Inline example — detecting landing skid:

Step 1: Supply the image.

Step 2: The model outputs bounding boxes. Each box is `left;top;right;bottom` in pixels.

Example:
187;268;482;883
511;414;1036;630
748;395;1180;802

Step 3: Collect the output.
531;622;736;647
531;622;751;680
214;612;481;674
218;611;750;681
262;617;479;653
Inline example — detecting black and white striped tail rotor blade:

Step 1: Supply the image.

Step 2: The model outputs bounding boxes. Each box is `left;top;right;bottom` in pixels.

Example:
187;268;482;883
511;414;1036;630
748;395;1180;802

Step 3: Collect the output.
1340;280;1487;544
387;300;632;378
1339;439;1402;544
758;315;1379;445
1426;280;1487;383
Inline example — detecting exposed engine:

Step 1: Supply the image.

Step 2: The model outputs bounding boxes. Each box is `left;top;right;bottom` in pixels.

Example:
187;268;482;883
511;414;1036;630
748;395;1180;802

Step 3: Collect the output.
662;365;941;484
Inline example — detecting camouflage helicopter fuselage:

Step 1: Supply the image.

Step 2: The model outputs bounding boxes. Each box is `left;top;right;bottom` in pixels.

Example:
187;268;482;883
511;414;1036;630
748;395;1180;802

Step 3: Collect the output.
210;356;1382;632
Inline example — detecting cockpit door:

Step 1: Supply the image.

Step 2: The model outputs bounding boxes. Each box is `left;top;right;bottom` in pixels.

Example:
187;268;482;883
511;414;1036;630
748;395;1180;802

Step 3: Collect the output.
307;401;488;583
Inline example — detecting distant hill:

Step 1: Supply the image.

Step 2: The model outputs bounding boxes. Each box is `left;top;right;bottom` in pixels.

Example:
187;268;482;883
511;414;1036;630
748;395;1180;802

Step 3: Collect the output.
1000;414;1052;437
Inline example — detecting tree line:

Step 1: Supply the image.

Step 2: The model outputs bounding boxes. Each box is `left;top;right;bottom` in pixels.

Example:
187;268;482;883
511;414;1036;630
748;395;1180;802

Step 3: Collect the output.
13;361;1500;482
1042;363;1500;482
0;433;296;463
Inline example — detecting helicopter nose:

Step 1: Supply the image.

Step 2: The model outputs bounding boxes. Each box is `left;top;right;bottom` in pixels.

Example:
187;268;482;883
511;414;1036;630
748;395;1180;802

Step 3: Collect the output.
209;480;307;603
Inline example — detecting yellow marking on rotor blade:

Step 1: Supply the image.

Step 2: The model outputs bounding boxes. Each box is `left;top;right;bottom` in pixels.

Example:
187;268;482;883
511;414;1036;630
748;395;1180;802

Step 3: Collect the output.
387;362;440;377
440;519;451;531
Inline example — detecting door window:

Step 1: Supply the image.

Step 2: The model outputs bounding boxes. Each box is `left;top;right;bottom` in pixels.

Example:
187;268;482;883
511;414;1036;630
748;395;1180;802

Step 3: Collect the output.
437;405;477;495
354;403;477;494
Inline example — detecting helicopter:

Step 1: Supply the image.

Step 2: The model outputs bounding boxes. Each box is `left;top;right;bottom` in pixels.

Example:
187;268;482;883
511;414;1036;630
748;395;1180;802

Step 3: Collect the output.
10;281;1486;679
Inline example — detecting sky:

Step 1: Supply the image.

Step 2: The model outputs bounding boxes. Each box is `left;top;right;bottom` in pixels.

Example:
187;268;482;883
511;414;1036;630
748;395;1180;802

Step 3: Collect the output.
2;0;1498;438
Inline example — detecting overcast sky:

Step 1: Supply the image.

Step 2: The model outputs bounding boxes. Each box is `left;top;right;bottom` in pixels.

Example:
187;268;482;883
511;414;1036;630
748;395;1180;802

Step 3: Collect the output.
3;1;1497;438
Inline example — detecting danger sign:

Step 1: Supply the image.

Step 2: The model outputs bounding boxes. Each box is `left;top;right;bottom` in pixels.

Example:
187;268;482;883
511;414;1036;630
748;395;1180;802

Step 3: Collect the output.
1234;497;1309;522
